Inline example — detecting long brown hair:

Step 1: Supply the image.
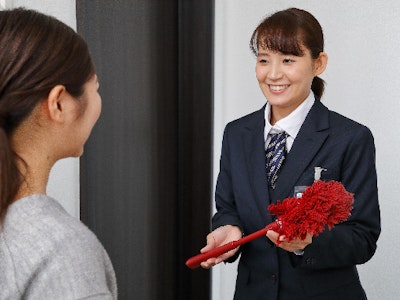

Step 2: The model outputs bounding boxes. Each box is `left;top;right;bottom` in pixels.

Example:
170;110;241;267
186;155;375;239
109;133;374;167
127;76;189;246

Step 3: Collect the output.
250;8;325;99
0;8;95;221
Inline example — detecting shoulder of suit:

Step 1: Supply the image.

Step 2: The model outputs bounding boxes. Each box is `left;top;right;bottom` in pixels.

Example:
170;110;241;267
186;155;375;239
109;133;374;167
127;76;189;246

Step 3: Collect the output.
226;106;265;129
321;105;373;140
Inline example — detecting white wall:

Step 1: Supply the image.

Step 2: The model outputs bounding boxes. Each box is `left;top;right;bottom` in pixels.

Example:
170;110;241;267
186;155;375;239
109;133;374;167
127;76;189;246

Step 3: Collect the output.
213;1;399;299
1;0;79;218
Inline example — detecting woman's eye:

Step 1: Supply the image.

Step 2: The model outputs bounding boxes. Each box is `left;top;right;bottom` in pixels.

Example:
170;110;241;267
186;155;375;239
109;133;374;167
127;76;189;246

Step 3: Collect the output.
283;58;294;63
259;59;268;63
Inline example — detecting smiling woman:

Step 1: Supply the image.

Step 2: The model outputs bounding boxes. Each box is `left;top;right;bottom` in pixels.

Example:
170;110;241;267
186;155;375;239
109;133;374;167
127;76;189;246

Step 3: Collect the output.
251;8;327;124
250;7;326;99
199;7;380;300
255;47;327;124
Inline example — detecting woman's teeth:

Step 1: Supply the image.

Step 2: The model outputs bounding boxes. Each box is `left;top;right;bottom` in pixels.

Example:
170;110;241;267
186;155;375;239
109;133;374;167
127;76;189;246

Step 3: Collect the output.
270;85;289;91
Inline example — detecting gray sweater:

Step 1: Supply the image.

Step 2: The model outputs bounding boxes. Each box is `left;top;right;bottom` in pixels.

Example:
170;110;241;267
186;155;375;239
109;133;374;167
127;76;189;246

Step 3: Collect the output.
0;195;117;299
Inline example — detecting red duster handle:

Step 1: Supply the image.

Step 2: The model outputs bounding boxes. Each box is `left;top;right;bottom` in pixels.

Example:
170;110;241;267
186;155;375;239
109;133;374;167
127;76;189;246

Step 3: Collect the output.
185;222;278;269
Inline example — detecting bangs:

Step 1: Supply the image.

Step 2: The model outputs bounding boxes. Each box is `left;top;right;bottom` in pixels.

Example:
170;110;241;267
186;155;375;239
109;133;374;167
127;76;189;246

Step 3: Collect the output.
251;23;304;57
250;8;324;58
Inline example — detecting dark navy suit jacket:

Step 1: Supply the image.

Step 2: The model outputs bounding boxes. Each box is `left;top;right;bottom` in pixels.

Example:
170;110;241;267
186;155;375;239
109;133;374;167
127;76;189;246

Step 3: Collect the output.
212;100;380;300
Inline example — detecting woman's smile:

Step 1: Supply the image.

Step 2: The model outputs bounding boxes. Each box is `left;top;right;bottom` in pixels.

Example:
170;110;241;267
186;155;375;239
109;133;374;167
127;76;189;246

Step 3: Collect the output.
269;84;290;92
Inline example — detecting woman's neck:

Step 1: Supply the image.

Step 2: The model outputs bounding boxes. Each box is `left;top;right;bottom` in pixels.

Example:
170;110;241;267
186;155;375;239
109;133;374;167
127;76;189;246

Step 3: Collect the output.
10;106;60;201
16;173;49;199
12;153;53;202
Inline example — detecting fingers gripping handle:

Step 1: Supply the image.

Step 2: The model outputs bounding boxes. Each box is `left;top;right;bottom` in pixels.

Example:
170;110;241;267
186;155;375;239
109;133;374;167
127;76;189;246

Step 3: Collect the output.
185;225;274;269
185;241;239;269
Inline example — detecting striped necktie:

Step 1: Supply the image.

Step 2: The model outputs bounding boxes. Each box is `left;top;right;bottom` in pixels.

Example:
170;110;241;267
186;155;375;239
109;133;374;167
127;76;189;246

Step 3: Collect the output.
265;132;287;189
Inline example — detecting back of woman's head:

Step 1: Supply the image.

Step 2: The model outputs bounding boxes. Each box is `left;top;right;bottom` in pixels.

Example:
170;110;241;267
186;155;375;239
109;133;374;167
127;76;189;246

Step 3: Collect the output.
0;8;95;221
250;8;325;99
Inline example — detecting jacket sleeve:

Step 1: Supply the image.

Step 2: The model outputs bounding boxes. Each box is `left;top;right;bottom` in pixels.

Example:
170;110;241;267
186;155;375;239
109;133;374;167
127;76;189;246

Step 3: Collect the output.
212;123;245;233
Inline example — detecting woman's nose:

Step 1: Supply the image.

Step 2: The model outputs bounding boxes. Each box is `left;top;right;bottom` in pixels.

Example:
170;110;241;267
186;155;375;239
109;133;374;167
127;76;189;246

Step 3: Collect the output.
268;62;283;80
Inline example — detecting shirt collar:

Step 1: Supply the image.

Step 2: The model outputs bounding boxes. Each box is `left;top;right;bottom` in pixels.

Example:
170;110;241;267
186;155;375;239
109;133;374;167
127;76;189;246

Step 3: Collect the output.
264;91;315;140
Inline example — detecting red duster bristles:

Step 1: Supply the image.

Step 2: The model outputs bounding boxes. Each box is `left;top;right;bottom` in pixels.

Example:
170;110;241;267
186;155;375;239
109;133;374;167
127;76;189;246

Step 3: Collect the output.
268;180;354;244
185;180;354;269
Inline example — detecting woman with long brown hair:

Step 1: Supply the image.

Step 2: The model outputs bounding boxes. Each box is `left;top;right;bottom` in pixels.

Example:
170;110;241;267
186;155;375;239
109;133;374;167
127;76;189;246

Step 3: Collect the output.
0;8;117;299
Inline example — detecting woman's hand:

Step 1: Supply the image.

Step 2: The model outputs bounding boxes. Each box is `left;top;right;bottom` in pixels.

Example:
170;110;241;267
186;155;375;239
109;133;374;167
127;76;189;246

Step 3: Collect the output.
200;225;243;269
266;230;312;253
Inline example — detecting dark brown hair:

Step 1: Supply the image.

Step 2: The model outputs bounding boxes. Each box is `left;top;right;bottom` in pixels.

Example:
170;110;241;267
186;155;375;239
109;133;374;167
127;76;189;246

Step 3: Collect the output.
0;8;95;221
250;8;325;99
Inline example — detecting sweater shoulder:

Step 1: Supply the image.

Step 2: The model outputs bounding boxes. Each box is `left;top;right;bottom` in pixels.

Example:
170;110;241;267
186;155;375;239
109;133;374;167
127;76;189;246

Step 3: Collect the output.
0;195;116;299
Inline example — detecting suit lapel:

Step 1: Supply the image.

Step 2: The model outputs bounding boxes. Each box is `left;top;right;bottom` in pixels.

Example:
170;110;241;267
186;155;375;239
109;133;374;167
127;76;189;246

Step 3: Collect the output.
274;101;330;200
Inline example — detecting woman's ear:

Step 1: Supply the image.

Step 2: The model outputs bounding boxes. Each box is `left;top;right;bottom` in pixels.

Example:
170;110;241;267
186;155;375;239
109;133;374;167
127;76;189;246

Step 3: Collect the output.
46;85;68;123
313;52;328;76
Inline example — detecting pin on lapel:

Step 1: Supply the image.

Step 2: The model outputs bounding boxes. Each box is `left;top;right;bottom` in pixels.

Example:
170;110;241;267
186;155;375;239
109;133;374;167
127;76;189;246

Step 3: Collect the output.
314;167;327;181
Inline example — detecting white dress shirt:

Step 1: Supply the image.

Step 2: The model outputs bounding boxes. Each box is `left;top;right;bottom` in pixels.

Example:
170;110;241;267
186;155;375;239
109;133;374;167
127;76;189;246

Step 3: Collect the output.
264;91;315;152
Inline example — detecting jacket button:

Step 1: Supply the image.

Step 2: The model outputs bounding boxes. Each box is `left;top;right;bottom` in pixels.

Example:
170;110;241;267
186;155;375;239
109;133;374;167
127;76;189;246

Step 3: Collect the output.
270;274;277;283
306;258;316;265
